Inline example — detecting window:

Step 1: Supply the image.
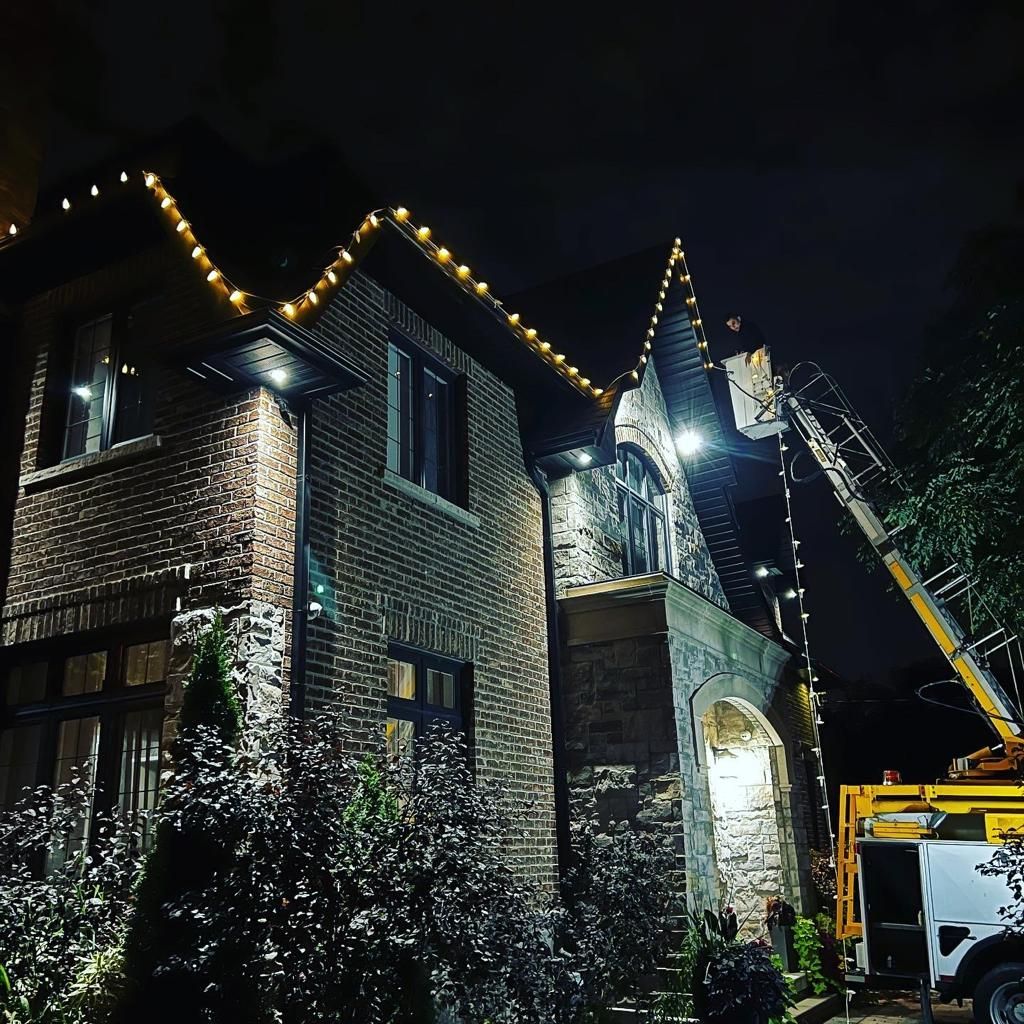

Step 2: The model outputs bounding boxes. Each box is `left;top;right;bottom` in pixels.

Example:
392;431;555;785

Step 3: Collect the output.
385;643;467;759
0;636;169;852
387;336;459;501
616;445;671;575
61;313;153;461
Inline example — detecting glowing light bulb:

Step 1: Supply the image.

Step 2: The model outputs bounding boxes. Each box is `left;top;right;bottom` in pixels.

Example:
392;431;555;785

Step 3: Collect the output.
580;377;590;386
436;247;451;263
176;219;188;233
191;245;203;259
7;223;17;236
307;290;318;305
145;173;156;188
525;327;537;339
644;340;652;351
456;265;470;278
369;214;379;227
206;269;219;282
631;370;640;381
755;566;770;578
475;281;488;294
508;312;520;325
120;170;128;183
90;184;99;197
270;368;288;385
686;296;696;306
676;429;702;456
553;354;565;364
72;385;92;400
394;207;410;222
326;269;337;284
160;196;172;209
229;290;244;304
417;225;431;240
282;303;296;317
341;250;353;264
593;387;604;396
694;318;702;327
62;197;71;211
540;341;551;351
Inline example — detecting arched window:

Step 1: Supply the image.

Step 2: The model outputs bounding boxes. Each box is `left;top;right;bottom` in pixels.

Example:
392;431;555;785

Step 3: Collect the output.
616;445;670;575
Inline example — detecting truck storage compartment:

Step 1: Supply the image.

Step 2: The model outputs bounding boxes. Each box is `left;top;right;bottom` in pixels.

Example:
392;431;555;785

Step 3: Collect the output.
861;842;929;978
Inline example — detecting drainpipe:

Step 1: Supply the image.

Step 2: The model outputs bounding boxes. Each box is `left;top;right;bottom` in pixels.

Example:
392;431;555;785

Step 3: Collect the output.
527;460;572;877
290;402;311;718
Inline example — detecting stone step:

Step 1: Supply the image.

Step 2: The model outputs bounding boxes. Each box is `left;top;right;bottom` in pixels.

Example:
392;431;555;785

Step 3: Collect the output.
792;992;845;1024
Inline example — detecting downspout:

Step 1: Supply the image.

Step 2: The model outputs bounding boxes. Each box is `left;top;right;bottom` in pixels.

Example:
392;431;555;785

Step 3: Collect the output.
290;402;311;718
527;460;572;877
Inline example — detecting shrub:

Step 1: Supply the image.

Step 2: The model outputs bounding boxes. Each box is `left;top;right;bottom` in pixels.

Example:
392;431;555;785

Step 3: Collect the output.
555;820;671;1019
0;776;142;1024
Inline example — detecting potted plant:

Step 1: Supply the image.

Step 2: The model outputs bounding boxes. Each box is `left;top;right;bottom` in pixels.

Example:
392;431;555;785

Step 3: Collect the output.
699;940;792;1024
686;911;792;1024
765;895;798;972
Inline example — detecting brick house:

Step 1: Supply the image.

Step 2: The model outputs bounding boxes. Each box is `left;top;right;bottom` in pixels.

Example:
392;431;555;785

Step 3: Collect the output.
0;131;821;918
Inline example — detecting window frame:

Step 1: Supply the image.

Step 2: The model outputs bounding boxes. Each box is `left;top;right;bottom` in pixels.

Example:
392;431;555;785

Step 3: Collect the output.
615;444;672;576
52;307;154;464
386;330;463;504
0;629;170;841
385;641;470;758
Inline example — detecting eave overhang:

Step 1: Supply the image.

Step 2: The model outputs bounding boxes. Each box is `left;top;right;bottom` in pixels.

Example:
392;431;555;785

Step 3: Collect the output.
173;308;368;401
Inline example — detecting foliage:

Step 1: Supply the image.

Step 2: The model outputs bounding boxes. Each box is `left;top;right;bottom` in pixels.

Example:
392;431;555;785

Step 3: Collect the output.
809;849;837;906
116;613;247;1023
175;613;242;744
0;776;143;1024
884;300;1024;631
700;940;792;1023
555;820;671;1019
978;828;1024;932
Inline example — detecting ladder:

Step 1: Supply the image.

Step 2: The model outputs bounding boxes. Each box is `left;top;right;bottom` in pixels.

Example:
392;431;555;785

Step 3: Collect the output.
783;362;1024;759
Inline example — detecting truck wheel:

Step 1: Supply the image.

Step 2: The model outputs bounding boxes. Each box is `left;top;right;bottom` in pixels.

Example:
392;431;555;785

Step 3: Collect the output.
975;962;1024;1024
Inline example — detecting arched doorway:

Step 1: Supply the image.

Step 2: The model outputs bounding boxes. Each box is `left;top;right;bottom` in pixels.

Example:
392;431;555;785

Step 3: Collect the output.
702;698;787;934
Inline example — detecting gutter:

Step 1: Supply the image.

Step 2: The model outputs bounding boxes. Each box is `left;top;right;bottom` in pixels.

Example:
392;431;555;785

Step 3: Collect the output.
290;402;312;717
527;459;572;877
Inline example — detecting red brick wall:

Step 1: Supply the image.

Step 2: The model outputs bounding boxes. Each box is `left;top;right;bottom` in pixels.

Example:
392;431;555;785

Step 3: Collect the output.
303;271;557;885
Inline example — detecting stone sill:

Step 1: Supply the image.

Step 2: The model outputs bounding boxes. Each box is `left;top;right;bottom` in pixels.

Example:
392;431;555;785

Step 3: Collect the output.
21;435;164;493
382;468;480;529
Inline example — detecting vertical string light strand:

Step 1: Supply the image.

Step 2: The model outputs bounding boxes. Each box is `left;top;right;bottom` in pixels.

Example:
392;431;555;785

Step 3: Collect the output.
778;430;840;892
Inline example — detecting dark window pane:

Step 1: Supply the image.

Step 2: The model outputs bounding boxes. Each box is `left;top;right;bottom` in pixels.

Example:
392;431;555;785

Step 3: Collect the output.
112;355;153;444
5;662;47;705
62;651;107;696
422;370;451;498
426;669;455;709
629;496;649;573
119;708;163;846
617;486;631;573
386;716;415;759
125;640;169;687
387;659;417;701
387;344;415;480
0;724;42;807
63;316;113;460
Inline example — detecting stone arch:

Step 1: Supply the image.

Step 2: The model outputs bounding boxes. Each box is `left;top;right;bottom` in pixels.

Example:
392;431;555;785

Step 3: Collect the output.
690;673;805;923
614;426;679;492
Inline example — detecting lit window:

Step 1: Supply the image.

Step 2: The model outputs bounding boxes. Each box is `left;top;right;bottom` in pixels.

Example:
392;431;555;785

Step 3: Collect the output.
61;313;153;461
387;335;460;502
616;446;671;576
0;636;169;852
385;643;466;758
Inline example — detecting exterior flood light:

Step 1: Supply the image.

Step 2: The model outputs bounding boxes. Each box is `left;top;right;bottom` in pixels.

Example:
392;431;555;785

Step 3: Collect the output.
676;429;702;456
782;588;798;600
755;565;770;578
269;368;288;385
576;451;593;467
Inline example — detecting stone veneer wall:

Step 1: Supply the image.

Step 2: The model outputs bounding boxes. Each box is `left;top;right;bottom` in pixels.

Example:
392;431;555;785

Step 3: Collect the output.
549;357;727;608
704;702;786;931
561;577;815;916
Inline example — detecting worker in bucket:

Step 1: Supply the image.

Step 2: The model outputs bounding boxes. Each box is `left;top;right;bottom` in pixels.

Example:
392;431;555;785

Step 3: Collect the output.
725;314;767;352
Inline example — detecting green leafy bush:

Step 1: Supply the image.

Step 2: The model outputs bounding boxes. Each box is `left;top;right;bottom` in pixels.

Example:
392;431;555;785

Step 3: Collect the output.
792;916;843;996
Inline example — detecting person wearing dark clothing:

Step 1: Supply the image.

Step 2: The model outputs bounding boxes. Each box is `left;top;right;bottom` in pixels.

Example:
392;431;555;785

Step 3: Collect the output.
725;314;767;350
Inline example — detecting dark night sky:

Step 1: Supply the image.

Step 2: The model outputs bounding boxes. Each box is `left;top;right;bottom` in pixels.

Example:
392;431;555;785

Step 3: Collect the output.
40;1;1024;685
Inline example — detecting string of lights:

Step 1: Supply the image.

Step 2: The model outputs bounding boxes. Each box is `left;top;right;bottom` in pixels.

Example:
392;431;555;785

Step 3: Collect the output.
2;171;715;401
778;430;841;892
